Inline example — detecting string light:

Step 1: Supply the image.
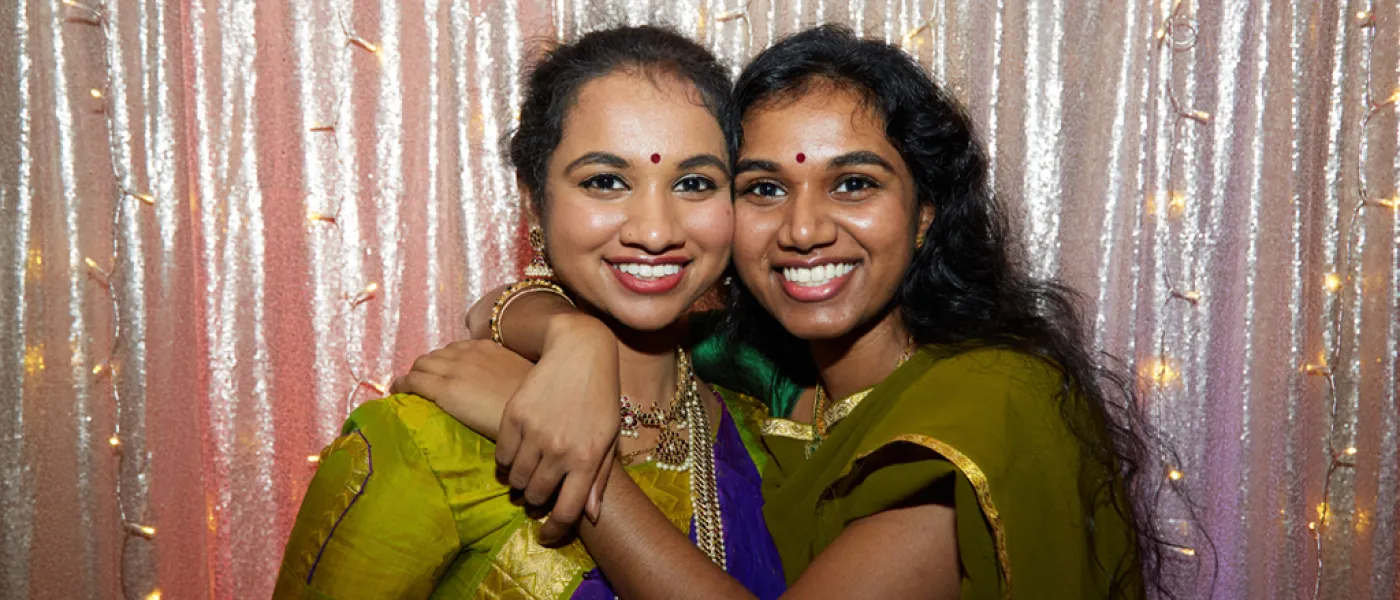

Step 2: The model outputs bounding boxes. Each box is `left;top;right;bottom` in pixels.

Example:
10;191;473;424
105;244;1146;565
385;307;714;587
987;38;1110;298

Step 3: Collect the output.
306;455;321;464
67;1;159;597
1140;356;1182;388
1142;0;1210;575
306;3;393;442
902;17;936;49
1323;273;1343;293
711;4;753;59
126;190;155;206
1306;6;1388;598
347;36;380;54
145;591;162;600
124;523;156;539
348;281;380;308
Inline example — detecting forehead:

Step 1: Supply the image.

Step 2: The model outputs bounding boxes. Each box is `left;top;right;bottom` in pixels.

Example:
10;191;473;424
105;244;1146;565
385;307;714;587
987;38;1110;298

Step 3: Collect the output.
558;70;726;155
739;86;888;153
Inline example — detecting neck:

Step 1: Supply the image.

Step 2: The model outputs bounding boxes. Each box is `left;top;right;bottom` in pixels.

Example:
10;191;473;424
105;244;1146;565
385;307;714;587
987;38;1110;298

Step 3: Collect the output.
613;324;684;406
808;307;911;401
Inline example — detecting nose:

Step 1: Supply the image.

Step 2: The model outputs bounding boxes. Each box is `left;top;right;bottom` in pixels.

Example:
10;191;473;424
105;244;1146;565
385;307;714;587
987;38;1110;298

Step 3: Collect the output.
776;187;837;252
618;186;685;253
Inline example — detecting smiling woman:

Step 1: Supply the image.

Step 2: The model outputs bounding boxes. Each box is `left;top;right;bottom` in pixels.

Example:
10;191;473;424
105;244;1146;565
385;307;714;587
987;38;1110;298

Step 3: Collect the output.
273;25;785;600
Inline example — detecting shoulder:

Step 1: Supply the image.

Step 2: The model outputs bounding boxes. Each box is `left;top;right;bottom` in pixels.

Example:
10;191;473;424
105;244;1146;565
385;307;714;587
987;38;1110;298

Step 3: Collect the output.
893;347;1069;439
341;394;516;546
343;394;498;479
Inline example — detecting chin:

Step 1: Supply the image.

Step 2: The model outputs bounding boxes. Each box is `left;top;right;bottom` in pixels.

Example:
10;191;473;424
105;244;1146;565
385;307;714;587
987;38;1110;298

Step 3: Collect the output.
607;302;689;333
772;307;861;342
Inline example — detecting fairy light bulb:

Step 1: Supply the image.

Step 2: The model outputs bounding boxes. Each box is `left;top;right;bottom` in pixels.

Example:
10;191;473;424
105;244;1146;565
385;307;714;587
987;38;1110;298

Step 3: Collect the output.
1324;273;1342;293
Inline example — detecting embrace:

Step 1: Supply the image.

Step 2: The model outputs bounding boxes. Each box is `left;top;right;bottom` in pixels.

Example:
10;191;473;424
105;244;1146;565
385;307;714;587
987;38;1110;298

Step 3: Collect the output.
275;23;1168;600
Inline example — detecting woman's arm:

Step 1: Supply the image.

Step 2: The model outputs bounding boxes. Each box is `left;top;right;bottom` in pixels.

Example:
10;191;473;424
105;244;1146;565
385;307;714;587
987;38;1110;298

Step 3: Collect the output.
577;469;960;600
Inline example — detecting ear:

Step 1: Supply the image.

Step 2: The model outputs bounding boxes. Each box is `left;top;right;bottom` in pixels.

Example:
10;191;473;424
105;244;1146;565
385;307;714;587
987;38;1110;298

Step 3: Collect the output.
917;202;935;236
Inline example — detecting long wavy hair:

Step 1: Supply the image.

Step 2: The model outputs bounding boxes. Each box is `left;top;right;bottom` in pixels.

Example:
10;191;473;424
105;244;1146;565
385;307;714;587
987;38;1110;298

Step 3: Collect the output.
721;25;1202;597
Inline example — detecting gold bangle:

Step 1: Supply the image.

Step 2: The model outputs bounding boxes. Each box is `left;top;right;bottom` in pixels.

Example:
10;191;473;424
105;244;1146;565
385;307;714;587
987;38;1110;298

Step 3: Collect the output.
489;279;573;346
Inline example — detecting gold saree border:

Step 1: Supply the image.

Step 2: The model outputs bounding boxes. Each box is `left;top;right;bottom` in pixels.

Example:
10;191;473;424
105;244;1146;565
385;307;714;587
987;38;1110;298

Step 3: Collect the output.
850;433;1012;600
471;466;695;598
473;518;596;599
760;417;815;441
821;388;872;429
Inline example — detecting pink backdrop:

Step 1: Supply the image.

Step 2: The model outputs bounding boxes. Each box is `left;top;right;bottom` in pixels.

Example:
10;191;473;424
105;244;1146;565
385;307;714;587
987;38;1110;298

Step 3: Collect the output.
1;1;1397;598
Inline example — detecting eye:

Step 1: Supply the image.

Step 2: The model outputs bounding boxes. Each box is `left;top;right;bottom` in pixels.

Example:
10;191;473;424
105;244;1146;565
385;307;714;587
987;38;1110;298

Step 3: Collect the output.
580;174;629;191
673;175;718;194
833;175;879;195
741;180;787;199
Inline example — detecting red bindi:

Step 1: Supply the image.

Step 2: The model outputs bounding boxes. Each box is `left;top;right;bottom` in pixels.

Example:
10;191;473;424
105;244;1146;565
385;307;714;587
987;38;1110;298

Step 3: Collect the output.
796;152;806;163
650;153;661;164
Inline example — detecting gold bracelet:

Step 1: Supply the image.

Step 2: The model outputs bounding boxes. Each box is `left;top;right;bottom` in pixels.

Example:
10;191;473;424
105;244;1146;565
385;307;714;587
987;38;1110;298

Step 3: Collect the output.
489;279;573;346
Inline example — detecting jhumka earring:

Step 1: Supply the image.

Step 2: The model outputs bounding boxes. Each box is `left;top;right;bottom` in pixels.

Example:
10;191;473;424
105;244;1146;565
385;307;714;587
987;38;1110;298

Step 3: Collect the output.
524;225;554;278
915;231;927;249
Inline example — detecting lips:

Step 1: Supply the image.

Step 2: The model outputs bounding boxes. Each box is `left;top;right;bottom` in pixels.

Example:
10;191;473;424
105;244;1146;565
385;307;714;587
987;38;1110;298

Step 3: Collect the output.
608;260;689;294
774;261;858;302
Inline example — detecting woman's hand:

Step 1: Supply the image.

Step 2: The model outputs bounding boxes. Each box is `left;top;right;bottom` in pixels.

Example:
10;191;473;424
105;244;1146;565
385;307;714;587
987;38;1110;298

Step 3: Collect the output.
494;313;621;543
390;340;532;440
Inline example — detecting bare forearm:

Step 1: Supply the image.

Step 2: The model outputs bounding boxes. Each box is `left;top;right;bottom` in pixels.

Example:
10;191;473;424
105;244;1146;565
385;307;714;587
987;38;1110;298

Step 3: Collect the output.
466;284;606;362
578;469;755;600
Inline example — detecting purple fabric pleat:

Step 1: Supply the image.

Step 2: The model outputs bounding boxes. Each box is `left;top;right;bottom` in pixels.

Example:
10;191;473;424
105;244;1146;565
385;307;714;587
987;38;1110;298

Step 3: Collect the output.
571;398;785;599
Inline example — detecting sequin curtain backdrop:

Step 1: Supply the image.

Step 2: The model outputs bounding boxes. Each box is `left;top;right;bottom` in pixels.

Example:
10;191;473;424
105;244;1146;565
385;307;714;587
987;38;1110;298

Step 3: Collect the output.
1;0;1396;598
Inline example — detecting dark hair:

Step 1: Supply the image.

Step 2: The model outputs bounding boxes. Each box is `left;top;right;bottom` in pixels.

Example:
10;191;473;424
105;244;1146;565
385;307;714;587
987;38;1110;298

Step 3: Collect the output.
508;25;737;215
724;25;1204;598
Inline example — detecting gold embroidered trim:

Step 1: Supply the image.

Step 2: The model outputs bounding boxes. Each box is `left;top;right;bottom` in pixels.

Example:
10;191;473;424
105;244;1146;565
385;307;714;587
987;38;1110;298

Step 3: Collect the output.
474;518;596;600
760;417;815;441
472;466;695;598
820;388;873;429
852;433;1011;600
288;430;372;585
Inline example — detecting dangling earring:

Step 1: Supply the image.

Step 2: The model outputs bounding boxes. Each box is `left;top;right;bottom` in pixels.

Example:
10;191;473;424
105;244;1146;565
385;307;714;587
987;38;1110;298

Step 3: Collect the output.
524;225;554;279
915;231;926;249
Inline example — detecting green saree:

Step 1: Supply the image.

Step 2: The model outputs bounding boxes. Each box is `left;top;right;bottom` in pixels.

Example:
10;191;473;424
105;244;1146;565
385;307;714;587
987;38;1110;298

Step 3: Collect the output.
714;345;1142;599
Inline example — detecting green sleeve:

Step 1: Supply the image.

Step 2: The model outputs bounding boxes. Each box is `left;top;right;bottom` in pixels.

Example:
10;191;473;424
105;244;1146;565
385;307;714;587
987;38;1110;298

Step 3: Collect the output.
274;398;463;599
689;310;803;418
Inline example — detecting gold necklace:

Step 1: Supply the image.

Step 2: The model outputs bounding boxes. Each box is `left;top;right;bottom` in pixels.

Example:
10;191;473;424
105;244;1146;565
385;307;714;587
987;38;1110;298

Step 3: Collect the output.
806;345;916;457
614;348;726;569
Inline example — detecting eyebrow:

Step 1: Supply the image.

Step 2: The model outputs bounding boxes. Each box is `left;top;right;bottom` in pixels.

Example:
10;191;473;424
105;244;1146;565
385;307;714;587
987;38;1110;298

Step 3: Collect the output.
676;154;730;177
735;158;781;175
563;151;629;175
829;150;896;173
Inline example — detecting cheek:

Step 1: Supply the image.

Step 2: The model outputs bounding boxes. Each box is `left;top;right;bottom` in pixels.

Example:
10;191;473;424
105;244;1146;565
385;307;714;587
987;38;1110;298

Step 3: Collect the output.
731;203;779;262
545;194;625;256
682;200;734;255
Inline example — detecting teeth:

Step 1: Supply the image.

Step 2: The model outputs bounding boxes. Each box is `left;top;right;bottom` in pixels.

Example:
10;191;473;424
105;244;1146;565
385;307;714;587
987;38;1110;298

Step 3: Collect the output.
614;263;682;279
781;263;855;287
